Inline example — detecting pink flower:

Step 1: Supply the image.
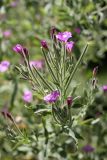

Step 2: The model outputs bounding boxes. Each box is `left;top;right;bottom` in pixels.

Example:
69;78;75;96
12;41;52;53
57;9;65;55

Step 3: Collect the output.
13;44;23;54
102;85;107;92
3;30;12;38
56;31;72;42
41;40;48;49
44;90;60;103
74;28;81;34
30;60;43;69
82;145;94;153
10;0;18;7
0;60;10;72
95;112;102;117
22;90;32;103
65;41;74;53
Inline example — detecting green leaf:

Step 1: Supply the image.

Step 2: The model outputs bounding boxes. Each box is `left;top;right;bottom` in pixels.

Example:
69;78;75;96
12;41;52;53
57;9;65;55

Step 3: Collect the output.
34;108;51;114
68;129;78;144
36;104;47;109
75;131;84;140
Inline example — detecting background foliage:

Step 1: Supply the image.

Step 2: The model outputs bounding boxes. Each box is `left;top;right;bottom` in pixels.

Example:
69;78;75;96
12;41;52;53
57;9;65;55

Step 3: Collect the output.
0;0;107;160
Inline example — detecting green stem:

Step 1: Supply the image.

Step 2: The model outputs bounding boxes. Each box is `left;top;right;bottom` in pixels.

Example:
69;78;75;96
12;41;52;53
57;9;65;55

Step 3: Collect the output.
68;107;72;127
12;119;24;136
9;79;18;111
63;43;66;79
48;50;57;69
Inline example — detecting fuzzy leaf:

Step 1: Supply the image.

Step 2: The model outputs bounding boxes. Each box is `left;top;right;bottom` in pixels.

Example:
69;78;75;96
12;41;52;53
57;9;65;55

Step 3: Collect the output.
75;131;84;140
34;108;51;114
68;129;78;144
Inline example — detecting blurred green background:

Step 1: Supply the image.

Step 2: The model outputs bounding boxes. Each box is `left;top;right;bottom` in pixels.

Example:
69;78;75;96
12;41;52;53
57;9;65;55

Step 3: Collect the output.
0;0;107;160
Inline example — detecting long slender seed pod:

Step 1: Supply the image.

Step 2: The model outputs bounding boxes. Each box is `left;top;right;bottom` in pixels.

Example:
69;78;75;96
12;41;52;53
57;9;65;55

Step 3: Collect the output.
65;44;89;95
42;48;58;83
33;65;53;91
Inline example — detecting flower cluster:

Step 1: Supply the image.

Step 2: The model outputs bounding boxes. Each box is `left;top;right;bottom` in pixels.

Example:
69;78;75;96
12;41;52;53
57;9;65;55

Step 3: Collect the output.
56;31;74;53
13;27;90;147
41;31;74;53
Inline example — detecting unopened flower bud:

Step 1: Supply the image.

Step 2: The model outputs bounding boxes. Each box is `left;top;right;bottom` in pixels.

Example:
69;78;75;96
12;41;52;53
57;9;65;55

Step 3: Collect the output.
41;40;48;50
50;26;56;38
67;97;73;107
22;47;29;57
93;66;98;77
1;109;14;122
92;78;98;89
